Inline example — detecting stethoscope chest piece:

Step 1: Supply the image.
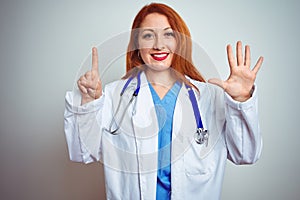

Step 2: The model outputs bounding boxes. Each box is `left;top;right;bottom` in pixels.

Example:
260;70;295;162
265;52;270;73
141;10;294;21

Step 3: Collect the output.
194;128;209;146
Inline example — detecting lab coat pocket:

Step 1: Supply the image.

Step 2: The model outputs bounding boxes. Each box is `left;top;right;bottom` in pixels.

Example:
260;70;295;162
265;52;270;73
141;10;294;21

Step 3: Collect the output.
183;141;216;177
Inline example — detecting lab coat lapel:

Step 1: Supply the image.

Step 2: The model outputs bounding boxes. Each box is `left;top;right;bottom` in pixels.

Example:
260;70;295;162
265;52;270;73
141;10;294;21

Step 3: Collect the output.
172;85;196;162
131;72;158;199
172;84;218;161
131;72;159;155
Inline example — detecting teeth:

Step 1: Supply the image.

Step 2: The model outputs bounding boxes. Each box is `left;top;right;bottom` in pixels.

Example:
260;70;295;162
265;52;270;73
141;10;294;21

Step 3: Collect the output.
153;54;167;58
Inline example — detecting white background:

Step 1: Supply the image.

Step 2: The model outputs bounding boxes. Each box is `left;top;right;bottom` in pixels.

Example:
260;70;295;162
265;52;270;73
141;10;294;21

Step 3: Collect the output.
0;0;299;199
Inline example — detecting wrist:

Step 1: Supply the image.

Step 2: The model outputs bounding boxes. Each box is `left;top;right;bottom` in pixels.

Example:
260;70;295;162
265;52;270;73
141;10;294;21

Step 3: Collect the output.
232;85;255;102
81;95;94;105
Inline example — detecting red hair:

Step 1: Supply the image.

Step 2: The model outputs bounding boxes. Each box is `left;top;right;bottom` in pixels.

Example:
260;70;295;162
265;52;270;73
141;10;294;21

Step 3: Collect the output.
124;3;205;86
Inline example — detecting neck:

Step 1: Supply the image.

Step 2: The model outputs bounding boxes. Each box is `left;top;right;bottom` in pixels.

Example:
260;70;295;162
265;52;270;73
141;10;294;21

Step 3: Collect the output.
145;68;176;88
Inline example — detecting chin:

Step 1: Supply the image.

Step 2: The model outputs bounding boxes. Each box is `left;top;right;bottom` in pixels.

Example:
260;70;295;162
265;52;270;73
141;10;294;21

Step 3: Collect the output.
146;62;171;71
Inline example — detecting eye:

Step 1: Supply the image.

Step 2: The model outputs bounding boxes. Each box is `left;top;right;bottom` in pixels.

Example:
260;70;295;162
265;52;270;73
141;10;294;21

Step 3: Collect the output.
142;33;154;40
164;31;175;38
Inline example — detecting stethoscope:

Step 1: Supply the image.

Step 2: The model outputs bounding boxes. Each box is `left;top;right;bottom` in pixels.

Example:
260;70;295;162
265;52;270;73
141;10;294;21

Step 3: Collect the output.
106;71;209;146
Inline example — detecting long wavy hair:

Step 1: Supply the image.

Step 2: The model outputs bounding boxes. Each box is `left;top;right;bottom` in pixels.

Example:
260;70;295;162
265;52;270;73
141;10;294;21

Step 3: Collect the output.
124;3;205;86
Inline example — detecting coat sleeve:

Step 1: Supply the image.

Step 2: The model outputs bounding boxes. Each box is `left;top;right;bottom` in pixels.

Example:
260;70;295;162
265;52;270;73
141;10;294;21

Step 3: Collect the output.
64;90;105;164
224;85;263;165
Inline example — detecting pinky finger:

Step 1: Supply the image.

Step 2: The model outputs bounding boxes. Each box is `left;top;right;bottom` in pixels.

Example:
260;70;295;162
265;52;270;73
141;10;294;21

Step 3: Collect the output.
252;56;264;75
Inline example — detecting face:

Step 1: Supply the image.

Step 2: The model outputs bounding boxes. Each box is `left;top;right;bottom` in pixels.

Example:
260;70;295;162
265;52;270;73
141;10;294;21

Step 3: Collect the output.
138;13;177;72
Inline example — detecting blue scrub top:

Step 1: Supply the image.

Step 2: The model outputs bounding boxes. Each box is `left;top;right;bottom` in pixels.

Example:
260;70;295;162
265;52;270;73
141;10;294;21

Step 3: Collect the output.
149;82;181;200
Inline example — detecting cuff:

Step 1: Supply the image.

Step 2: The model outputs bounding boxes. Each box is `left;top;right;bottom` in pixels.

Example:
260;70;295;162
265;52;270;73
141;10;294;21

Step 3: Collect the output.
65;90;105;114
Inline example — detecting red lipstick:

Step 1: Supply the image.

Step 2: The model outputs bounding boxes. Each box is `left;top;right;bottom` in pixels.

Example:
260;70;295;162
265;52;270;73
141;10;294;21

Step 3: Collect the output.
151;53;169;61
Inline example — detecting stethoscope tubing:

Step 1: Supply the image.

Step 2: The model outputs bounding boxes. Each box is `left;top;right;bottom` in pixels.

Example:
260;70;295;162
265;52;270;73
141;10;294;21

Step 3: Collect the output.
106;71;208;145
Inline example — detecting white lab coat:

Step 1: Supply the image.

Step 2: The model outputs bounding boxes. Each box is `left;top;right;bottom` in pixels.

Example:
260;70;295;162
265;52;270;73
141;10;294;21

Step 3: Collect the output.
64;72;262;200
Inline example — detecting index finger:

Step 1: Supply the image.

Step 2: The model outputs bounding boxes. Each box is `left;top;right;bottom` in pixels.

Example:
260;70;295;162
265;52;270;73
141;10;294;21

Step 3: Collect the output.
92;47;99;72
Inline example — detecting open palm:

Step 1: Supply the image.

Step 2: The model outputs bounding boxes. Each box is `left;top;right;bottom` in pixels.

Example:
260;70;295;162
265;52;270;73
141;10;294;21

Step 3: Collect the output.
208;41;264;102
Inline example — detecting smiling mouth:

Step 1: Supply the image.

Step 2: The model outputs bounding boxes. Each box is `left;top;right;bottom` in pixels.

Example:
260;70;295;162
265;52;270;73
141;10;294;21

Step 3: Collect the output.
151;53;169;61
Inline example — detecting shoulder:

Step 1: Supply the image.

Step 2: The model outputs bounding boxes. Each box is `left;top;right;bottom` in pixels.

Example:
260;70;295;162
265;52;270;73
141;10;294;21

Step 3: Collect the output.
104;79;127;91
102;79;127;99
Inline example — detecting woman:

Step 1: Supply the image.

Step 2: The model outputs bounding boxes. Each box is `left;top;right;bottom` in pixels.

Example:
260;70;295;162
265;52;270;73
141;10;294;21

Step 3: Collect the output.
64;3;263;200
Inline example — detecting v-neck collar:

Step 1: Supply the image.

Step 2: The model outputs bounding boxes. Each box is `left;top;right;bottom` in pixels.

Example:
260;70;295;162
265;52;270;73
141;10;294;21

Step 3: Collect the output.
148;81;181;103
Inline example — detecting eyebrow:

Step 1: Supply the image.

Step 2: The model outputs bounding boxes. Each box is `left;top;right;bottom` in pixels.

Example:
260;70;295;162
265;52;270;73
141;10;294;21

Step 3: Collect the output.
141;27;172;33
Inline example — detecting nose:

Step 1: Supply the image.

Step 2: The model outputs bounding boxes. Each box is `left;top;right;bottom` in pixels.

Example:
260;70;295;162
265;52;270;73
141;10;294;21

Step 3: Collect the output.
153;34;165;50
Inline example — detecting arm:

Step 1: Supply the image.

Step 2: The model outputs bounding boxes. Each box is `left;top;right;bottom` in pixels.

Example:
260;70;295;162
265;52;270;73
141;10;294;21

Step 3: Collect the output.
64;90;105;164
64;47;104;164
224;85;262;164
208;41;264;164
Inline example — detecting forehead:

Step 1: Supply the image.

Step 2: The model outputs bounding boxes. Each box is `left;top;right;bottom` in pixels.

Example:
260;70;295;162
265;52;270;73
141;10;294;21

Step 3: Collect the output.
140;13;171;29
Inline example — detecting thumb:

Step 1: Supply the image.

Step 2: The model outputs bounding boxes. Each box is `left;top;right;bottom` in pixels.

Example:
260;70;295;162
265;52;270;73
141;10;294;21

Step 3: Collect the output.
208;78;225;90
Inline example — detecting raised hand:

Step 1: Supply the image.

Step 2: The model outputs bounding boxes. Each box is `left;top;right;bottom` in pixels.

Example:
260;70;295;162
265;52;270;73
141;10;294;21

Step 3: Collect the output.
77;47;102;105
208;41;263;102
